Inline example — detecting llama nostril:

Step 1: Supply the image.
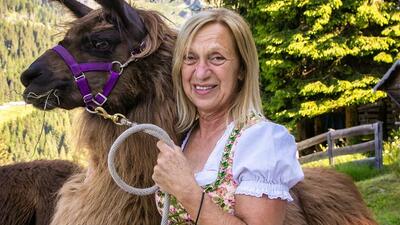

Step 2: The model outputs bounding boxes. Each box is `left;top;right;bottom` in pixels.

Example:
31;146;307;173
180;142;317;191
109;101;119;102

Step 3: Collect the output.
21;68;37;87
20;63;42;87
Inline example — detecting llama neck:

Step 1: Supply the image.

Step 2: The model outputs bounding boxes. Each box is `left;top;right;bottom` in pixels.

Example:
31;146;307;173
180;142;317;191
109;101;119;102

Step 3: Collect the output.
77;99;177;186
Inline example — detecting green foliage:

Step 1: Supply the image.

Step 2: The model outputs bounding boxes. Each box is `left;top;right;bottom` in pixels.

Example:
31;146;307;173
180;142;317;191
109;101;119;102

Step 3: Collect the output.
223;0;400;128
296;76;387;117
0;135;12;164
0;0;63;104
383;128;400;177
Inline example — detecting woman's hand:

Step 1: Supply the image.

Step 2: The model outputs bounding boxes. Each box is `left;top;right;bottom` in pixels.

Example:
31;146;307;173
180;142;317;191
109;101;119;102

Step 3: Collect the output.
152;142;287;225
152;140;198;199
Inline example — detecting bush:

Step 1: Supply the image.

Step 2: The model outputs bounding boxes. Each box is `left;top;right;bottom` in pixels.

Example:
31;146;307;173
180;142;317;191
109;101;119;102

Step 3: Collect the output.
383;128;400;177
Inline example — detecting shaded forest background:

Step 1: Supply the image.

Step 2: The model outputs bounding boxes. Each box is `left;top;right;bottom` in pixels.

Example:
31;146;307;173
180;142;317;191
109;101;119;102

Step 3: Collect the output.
0;0;79;164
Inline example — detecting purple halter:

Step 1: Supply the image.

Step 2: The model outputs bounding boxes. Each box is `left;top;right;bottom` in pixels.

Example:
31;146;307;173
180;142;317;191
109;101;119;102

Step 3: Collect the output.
52;45;123;113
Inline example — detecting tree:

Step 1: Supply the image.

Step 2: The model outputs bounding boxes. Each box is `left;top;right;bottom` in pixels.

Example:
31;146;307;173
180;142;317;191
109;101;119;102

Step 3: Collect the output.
222;0;400;135
0;0;80;164
0;0;62;104
0;136;11;164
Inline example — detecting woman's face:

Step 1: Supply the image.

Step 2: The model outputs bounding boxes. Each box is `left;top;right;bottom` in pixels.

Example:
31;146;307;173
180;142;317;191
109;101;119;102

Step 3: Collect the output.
181;23;241;117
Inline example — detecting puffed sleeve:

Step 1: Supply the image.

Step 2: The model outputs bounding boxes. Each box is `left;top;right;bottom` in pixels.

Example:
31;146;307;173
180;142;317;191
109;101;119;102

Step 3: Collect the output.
233;120;304;202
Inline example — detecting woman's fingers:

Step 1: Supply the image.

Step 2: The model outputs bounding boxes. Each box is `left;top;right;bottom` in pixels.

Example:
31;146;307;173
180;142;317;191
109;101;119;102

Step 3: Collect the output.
156;140;177;152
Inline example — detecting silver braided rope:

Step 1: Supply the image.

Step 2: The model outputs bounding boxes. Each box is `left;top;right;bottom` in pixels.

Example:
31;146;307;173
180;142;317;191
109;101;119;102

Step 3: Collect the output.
107;123;174;225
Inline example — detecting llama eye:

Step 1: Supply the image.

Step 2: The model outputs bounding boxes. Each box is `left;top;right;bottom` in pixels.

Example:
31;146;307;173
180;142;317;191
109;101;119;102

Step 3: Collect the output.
93;40;110;50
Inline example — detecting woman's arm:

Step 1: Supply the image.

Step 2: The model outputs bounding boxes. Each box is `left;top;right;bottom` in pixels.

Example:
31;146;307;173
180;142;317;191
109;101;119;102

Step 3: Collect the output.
234;195;287;225
178;184;287;225
152;141;287;225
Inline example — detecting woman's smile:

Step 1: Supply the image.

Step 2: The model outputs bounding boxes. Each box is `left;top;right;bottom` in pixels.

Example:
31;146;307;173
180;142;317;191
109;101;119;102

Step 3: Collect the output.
193;84;218;95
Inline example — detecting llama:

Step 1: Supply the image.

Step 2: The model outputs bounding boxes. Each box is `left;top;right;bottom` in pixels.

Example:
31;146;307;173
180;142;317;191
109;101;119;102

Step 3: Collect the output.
19;0;377;224
21;0;176;224
0;160;81;225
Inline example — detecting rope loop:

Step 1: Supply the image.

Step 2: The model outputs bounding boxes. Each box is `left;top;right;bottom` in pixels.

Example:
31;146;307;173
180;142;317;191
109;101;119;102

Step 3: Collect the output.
107;123;175;225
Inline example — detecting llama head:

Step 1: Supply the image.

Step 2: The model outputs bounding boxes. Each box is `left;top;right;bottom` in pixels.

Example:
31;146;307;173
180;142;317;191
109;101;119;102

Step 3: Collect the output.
20;0;175;115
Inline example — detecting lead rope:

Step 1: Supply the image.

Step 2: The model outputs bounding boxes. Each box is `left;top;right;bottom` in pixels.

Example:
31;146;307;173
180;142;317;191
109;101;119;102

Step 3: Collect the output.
95;107;173;225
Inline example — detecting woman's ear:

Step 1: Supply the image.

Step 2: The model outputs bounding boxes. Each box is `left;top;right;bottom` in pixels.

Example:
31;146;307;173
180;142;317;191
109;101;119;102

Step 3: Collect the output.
238;66;245;81
238;73;244;81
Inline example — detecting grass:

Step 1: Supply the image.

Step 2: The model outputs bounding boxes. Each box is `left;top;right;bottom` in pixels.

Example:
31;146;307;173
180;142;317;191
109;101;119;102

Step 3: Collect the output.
334;162;387;181
305;161;400;225
303;153;400;225
0;104;34;124
357;171;400;225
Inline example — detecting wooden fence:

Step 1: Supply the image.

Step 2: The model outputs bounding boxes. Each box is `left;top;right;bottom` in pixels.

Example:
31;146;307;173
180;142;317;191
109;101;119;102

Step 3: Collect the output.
297;122;383;169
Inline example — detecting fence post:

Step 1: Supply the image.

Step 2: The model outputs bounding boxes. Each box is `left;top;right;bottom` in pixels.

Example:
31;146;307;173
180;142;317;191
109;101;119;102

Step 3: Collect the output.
327;131;334;165
374;121;383;169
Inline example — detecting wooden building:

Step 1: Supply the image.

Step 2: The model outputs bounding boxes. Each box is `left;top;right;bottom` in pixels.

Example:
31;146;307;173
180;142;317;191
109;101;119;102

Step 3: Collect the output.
374;60;400;107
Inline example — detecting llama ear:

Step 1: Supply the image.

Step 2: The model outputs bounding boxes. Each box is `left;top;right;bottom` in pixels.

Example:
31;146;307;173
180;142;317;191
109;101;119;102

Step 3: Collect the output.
52;0;92;18
95;0;146;42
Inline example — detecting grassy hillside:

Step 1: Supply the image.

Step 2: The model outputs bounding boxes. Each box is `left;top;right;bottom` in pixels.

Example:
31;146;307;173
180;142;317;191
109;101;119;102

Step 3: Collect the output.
0;0;79;165
0;0;64;104
0;107;86;164
357;172;400;225
0;103;33;124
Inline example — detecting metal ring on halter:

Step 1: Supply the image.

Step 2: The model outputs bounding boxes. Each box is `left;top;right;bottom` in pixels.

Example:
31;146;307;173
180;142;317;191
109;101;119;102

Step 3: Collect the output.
111;61;124;74
85;107;96;114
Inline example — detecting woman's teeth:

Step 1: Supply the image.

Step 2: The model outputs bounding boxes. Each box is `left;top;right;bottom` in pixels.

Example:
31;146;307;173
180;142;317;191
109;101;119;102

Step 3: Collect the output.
195;85;214;90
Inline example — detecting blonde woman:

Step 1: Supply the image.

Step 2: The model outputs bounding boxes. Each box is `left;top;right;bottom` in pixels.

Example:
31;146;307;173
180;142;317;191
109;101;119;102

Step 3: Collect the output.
153;8;303;225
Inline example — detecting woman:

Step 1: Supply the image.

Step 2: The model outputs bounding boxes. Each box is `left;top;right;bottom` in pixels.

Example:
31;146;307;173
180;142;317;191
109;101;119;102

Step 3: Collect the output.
152;8;303;225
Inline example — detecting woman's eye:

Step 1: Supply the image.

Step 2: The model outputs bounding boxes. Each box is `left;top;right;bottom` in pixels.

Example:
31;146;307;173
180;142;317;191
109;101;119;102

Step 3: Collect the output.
183;55;197;65
93;40;109;50
210;56;226;65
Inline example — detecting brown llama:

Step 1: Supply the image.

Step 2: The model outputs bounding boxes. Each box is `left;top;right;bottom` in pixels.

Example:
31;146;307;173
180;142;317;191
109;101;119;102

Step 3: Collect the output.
19;0;378;224
0;160;81;225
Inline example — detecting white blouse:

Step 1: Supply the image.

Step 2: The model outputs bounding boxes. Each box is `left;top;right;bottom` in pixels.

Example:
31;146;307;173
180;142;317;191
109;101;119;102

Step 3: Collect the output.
182;119;304;202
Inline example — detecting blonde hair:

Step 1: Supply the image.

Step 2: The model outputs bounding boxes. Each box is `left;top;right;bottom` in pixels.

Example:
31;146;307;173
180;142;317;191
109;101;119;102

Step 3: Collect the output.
173;8;263;133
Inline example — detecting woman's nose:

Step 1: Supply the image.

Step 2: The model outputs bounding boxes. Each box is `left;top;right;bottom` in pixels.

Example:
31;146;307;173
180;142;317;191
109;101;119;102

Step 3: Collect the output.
193;61;210;80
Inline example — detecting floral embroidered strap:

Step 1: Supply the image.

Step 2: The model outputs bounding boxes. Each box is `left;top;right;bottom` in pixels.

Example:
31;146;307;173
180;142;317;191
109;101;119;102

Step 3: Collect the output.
155;114;262;224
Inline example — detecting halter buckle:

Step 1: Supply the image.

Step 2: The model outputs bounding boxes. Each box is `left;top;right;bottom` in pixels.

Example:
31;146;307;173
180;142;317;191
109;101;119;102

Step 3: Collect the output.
74;72;86;81
93;93;107;106
83;93;93;103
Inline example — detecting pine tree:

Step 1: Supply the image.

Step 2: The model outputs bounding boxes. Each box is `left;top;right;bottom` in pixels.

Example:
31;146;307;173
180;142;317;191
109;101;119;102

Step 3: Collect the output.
222;0;400;135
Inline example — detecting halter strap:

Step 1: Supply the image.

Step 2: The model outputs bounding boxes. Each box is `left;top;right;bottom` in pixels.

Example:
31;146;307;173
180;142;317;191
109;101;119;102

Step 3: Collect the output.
52;45;122;112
